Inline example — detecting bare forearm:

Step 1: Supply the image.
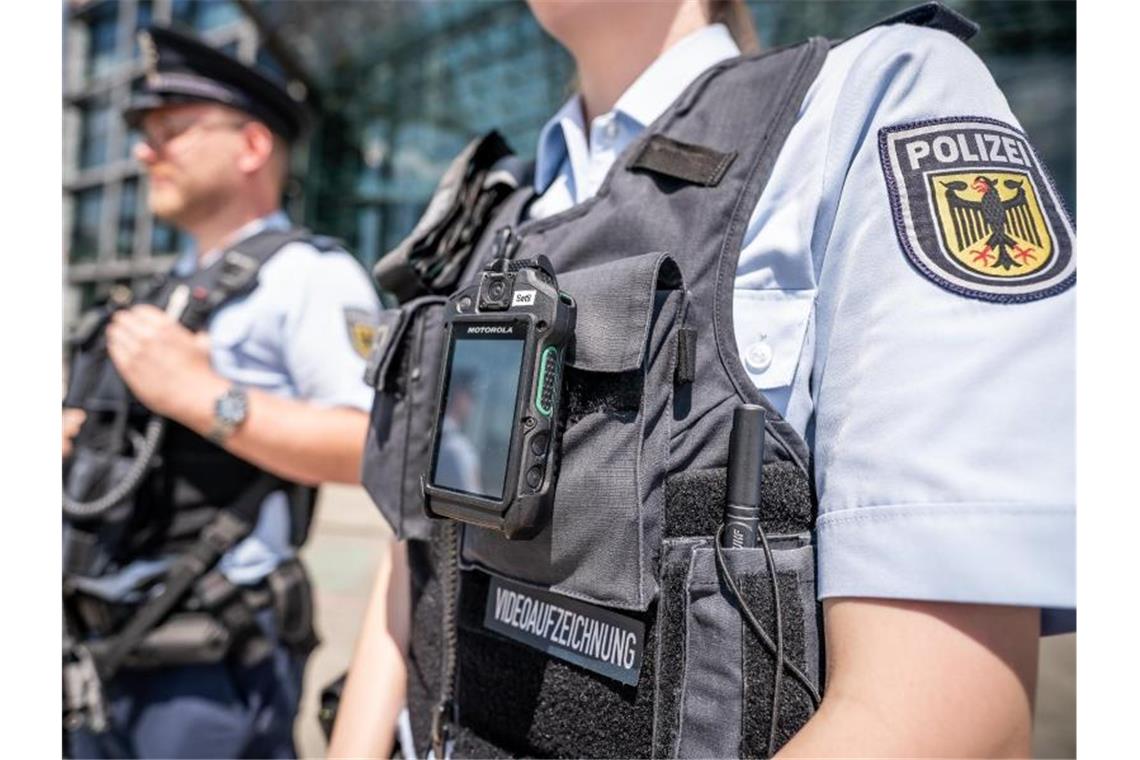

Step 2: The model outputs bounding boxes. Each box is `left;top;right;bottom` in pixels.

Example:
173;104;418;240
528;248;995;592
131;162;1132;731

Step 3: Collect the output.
777;690;1032;758
167;373;368;484
329;539;411;758
777;599;1038;758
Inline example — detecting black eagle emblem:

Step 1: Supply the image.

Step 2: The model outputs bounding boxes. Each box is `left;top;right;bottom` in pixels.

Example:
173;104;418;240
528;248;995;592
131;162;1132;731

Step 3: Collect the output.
942;176;1041;270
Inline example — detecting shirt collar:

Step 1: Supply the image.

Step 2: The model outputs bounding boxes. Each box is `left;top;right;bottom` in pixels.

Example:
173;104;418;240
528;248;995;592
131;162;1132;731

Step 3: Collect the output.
533;23;740;193
179;209;291;273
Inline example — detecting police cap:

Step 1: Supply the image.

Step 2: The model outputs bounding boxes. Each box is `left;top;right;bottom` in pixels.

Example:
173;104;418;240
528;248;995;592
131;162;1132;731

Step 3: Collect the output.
125;25;309;143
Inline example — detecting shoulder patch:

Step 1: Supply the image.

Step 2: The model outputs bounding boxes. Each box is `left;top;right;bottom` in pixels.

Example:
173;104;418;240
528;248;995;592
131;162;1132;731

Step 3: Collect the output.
344;307;379;359
878;116;1074;303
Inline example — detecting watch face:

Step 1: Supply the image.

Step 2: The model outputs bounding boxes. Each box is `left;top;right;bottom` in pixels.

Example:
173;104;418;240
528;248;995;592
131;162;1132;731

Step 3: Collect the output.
217;388;248;424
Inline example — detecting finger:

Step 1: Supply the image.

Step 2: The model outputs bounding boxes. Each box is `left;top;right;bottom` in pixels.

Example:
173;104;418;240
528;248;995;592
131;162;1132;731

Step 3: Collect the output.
110;308;143;337
62;408;86;430
111;309;157;343
130;304;175;327
105;322;141;359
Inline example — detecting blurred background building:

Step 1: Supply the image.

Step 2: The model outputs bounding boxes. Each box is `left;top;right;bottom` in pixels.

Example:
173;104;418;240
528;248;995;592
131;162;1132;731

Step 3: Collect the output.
61;2;1076;756
63;0;1075;324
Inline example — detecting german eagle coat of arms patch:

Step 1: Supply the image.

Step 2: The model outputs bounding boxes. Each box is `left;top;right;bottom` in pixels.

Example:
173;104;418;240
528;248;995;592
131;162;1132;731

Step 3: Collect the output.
878;116;1074;303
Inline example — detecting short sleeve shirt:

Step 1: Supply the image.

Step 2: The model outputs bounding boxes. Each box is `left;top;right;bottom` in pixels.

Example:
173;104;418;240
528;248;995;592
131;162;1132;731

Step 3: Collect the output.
529;23;1076;633
87;212;381;598
199;212;380;584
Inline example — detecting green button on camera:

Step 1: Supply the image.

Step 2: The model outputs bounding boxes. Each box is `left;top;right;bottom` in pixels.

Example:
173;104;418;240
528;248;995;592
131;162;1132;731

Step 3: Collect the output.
535;346;558;417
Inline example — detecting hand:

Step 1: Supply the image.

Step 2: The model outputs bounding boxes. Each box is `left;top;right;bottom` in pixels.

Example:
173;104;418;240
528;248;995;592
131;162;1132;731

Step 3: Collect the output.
62;408;86;459
105;305;218;419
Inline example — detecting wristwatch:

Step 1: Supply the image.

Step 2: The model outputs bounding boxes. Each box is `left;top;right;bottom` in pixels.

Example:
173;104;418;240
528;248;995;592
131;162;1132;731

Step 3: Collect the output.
207;385;249;444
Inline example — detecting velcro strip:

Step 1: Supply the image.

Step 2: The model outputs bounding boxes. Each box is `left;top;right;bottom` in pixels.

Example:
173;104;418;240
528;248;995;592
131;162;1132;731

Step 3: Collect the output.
629;135;737;187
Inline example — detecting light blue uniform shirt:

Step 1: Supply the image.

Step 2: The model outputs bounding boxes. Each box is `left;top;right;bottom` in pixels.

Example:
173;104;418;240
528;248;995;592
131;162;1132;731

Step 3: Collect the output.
530;24;1075;632
84;211;380;600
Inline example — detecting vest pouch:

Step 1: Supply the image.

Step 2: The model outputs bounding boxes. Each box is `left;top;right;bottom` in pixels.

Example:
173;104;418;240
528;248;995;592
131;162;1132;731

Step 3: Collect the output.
655;535;822;759
362;295;448;540
460;252;685;611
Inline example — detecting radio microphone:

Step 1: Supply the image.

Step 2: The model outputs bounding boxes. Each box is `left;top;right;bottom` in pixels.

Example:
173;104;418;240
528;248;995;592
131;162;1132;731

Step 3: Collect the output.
721;404;766;549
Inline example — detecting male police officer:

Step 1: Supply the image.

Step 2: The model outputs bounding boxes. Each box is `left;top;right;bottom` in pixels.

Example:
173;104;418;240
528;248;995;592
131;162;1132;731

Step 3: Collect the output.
63;26;379;759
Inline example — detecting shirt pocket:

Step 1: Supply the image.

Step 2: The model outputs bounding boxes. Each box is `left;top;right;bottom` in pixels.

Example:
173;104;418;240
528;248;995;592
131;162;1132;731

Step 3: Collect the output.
732;290;815;411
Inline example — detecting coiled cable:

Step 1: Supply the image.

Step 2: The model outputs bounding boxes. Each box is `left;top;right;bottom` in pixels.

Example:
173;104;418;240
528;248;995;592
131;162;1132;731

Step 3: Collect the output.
62;416;165;520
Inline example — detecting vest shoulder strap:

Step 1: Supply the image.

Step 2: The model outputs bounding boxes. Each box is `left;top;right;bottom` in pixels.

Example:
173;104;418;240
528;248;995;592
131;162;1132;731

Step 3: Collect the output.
372;130;523;302
173;226;313;330
837;1;979;47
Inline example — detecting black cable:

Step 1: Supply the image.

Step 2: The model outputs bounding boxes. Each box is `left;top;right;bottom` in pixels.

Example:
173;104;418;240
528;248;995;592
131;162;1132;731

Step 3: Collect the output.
758;523;784;758
714;525;822;756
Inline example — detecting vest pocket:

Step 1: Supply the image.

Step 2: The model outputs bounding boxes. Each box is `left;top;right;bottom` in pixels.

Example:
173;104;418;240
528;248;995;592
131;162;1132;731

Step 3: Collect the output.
656;535;822;759
460;252;686;611
361;295;448;541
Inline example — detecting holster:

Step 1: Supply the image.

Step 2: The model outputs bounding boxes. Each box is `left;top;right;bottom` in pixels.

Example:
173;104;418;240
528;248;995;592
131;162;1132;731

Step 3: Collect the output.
267;558;320;656
72;559;319;674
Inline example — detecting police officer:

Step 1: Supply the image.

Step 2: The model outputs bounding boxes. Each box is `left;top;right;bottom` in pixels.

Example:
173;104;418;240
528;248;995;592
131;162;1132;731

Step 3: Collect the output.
333;1;1074;757
62;26;380;759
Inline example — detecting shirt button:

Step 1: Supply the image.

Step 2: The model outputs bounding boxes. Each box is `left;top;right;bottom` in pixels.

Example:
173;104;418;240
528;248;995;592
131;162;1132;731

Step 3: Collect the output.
603;118;618;141
744;340;773;373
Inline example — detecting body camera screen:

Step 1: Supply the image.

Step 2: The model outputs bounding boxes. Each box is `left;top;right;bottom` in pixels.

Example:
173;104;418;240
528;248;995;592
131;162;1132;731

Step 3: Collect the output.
431;323;526;500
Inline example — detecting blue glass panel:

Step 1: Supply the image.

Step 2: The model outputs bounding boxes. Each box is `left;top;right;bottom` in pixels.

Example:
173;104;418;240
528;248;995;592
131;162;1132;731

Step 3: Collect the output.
150;220;192;256
195;1;242;32
86;3;119;80
70;187;104;263
170;0;197;27
150;219;178;255
116;179;139;259
79;99;113;169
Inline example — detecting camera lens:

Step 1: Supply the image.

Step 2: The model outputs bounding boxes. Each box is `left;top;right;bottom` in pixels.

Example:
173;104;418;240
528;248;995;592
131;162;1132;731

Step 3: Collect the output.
489;280;506;300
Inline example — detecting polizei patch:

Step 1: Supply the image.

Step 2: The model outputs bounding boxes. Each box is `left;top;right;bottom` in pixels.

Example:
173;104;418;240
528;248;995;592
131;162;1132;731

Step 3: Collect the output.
879;117;1074;303
484;576;645;686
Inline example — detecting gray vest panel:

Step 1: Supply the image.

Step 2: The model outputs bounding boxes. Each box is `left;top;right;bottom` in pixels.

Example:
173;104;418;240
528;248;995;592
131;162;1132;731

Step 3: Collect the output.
388;37;831;759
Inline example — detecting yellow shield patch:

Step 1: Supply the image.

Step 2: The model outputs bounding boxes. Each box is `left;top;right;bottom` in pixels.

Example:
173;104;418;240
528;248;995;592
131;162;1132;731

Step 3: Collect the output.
879;118;1074;303
344;307;380;359
351;324;377;359
928;170;1054;278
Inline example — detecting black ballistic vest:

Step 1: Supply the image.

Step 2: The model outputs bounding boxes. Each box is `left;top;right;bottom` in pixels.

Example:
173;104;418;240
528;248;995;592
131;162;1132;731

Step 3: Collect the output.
63;229;319;585
363;7;978;757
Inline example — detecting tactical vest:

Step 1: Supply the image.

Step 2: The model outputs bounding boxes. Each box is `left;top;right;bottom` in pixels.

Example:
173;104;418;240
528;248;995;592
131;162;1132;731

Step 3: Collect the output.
63;228;324;677
363;7;977;757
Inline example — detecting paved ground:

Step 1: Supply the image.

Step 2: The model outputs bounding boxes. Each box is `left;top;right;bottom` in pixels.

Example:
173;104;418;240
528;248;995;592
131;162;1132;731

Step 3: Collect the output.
296;484;391;759
297;485;1076;759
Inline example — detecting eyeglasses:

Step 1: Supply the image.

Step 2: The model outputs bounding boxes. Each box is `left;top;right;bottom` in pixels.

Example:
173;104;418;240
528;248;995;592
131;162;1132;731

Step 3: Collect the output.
139;116;249;152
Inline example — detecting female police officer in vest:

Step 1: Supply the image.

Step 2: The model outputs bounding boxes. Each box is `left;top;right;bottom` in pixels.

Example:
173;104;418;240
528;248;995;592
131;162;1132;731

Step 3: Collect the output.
332;1;1075;756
